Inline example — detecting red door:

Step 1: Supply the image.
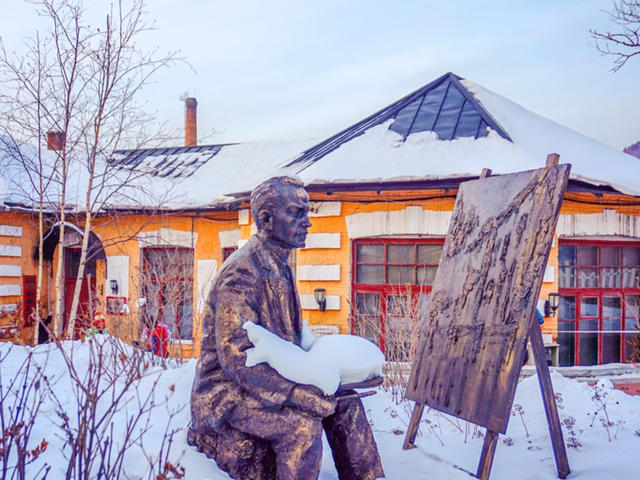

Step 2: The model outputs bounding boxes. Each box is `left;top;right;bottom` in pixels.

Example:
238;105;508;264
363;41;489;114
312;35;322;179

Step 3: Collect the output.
64;249;97;338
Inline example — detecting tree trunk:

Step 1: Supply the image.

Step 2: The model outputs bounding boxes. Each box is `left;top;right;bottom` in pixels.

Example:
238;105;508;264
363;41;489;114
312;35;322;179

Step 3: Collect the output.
66;212;92;340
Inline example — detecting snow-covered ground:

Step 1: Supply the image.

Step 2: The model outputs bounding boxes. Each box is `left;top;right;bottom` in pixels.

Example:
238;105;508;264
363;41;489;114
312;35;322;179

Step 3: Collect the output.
1;338;639;479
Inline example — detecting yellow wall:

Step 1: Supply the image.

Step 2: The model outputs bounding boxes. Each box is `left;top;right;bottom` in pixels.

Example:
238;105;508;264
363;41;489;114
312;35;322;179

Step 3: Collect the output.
0;211;41;343
3;188;639;357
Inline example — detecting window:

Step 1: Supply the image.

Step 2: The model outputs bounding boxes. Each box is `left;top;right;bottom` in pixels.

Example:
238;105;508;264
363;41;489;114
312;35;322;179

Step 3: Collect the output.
351;238;443;358
142;247;194;341
222;247;237;262
557;242;640;366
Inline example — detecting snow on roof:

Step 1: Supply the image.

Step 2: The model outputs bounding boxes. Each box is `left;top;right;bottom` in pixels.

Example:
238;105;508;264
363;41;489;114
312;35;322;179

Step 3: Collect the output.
118;138;318;208
3;72;639;211
463;79;640;196
281;74;640;197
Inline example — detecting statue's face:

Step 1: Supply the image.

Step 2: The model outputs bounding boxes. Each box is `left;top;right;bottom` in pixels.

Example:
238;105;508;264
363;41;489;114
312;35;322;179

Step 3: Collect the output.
265;185;311;249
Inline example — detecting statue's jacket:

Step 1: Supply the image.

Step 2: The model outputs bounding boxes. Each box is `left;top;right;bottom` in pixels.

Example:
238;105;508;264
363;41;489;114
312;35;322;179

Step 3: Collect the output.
191;232;315;433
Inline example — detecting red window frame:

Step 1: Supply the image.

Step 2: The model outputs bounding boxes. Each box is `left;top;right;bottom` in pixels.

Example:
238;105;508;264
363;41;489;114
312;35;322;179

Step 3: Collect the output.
351;237;444;352
142;247;194;341
22;275;37;326
558;240;640;365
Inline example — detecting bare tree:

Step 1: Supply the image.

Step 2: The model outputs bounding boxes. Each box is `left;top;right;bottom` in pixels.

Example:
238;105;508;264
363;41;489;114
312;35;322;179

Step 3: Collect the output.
591;0;640;71
0;0;181;340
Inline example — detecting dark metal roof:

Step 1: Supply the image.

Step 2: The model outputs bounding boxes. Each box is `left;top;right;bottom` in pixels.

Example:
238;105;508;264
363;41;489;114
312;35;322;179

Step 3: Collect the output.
111;144;230;179
285;72;511;174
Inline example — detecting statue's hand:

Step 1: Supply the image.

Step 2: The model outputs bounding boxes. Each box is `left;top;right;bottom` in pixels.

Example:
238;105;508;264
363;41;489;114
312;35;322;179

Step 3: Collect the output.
285;384;337;419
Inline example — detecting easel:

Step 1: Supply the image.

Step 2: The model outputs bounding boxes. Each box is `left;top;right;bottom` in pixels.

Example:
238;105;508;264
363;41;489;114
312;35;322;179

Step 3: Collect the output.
403;320;570;479
402;156;571;479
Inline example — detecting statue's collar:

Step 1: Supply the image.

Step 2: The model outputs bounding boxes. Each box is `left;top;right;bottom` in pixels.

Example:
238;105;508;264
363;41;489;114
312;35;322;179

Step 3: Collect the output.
256;231;292;263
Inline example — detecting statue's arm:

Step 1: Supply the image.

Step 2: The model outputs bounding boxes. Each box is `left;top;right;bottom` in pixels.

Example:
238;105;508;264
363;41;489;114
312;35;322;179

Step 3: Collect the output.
214;269;297;407
214;268;336;417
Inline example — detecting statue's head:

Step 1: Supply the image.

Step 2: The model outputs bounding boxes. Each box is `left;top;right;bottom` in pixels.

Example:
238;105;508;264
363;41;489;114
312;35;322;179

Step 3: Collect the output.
250;176;311;249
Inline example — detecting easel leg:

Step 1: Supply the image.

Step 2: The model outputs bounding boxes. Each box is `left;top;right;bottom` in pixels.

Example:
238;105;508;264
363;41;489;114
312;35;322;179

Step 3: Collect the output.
476;430;499;480
529;324;571;479
402;402;425;450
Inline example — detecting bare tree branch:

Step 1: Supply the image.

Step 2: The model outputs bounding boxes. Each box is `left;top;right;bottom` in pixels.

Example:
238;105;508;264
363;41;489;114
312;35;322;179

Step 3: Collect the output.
590;0;640;71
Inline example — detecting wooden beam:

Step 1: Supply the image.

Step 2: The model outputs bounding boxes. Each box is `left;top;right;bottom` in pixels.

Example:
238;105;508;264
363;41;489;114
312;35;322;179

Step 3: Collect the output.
545;153;560;167
402;403;425;450
476;430;499;479
529;323;571;479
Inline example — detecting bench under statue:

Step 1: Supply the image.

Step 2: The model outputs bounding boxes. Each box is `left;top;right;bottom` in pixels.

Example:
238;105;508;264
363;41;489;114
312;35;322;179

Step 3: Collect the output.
189;176;384;480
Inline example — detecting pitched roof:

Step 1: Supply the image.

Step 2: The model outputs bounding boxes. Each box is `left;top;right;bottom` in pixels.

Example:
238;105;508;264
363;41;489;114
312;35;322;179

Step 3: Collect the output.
285;72;511;174
283;74;640;197
4;72;639;210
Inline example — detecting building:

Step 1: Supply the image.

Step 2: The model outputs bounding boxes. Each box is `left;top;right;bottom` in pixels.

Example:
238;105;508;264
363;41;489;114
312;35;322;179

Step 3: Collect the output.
1;72;639;365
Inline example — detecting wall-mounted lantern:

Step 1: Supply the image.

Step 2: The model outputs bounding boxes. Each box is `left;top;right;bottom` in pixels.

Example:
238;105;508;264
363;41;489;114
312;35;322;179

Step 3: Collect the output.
314;288;327;312
544;292;560;316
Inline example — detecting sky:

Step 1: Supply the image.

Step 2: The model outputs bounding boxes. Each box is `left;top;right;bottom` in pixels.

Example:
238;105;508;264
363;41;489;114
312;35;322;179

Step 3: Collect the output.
0;0;638;151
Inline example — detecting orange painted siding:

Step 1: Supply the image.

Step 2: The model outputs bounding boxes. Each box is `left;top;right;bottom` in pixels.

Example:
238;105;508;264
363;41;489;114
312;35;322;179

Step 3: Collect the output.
2;188;639;360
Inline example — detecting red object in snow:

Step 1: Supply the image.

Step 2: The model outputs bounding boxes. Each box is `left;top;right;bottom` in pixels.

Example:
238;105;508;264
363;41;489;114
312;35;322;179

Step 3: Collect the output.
145;323;170;357
92;312;107;331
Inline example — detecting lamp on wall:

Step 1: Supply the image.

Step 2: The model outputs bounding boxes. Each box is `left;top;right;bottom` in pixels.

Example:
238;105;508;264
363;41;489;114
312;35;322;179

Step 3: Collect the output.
313;288;327;312
544;292;560;316
110;279;119;295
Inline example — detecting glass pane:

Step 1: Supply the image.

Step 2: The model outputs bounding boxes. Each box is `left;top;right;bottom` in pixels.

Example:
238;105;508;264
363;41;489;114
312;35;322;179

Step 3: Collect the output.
417;244;443;265
356;265;384;284
580;297;598;318
625;332;640;363
602;318;620;364
178;299;194;340
65;250;81;277
558;296;575;366
602;267;621;288
601;247;621;266
162;302;176;326
355;292;380;316
557;320;575;366
577;246;598;266
559;295;575;320
386;294;409;316
623;246;640;266
387;244;414;264
603;296;621;319
625;295;640;362
416;266;437;286
418;294;431;318
558;267;576;288
384;316;411;361
578;268;599;288
356;244;384;263
558;245;576;266
578;319;598;366
354;292;380;346
386;266;413;284
623;267;640;288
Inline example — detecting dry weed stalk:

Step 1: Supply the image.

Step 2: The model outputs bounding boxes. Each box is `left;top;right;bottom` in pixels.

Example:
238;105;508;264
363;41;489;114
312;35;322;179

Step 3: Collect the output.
0;345;51;480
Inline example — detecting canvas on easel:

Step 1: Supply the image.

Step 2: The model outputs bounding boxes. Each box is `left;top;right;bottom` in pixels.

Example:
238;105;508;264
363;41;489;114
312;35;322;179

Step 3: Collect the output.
403;155;571;479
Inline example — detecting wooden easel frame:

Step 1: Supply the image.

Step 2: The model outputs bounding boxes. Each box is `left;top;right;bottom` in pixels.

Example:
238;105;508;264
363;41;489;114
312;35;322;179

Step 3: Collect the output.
402;158;571;480
403;321;570;479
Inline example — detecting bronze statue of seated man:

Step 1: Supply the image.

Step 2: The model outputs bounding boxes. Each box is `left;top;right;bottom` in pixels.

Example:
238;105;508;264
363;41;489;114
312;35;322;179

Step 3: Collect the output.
189;176;384;480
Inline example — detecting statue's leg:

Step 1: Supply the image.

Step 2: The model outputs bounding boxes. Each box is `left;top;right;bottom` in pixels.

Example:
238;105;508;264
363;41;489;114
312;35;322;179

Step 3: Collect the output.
323;392;385;480
229;402;323;480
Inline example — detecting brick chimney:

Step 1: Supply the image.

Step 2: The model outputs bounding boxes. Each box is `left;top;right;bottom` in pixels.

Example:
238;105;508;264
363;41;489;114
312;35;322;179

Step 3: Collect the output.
185;97;197;146
47;131;65;151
